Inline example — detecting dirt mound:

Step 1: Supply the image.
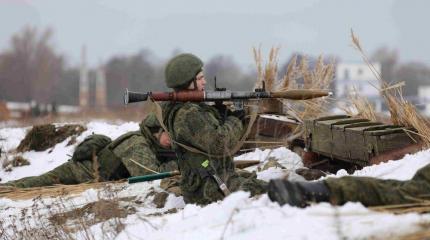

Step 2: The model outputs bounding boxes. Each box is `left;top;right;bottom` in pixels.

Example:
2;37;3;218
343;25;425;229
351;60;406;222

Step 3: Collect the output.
17;124;86;152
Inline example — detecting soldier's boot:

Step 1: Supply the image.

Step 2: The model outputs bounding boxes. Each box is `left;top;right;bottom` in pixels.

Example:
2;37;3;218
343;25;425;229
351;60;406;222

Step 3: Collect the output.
268;180;330;207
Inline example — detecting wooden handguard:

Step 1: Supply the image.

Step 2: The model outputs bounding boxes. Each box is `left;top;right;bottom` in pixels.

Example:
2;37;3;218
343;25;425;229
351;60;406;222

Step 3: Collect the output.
150;91;205;102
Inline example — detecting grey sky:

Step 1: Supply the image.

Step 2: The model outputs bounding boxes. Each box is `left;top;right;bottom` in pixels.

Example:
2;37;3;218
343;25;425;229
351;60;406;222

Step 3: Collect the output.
1;0;429;69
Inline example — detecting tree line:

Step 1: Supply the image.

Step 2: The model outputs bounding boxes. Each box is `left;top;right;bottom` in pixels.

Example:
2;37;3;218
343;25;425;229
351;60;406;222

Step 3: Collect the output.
0;26;429;108
0;27;259;108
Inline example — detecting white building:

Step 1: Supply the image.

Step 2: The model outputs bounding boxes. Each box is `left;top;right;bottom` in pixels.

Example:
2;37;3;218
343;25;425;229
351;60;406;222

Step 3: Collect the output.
335;62;382;111
418;85;430;116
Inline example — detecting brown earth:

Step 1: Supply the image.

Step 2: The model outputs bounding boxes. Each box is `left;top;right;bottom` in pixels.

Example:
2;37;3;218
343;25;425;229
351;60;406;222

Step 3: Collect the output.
16;123;86;152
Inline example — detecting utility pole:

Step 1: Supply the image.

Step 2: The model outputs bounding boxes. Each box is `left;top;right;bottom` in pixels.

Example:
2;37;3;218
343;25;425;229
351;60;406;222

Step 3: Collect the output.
79;45;89;108
95;64;107;109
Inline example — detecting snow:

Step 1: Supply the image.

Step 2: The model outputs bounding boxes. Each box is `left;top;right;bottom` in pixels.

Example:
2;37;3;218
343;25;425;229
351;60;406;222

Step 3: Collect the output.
329;149;430;180
1;121;430;239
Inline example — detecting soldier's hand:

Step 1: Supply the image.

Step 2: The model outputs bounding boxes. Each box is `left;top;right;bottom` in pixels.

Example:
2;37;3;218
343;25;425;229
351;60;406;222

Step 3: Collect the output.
215;102;228;117
159;132;171;148
230;109;246;121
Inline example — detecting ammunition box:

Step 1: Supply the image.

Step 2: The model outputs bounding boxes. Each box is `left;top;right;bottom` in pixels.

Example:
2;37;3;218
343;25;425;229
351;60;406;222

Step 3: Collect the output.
304;115;416;166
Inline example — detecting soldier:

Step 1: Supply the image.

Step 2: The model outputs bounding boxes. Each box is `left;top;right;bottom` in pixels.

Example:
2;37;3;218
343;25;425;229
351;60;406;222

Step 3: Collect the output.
268;163;430;207
4;113;177;188
161;53;267;205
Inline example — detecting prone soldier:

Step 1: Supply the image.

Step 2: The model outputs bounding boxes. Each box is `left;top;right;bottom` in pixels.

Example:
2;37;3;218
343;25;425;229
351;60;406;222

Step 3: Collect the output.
3;113;177;188
268;162;430;207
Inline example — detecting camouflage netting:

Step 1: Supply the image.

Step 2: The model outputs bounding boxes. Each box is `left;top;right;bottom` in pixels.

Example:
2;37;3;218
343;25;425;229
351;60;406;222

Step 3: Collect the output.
17;124;86;152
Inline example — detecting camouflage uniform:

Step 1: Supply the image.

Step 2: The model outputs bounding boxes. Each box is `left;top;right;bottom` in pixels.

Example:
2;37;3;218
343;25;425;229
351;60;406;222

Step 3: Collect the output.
324;163;430;206
164;102;267;205
6;114;177;188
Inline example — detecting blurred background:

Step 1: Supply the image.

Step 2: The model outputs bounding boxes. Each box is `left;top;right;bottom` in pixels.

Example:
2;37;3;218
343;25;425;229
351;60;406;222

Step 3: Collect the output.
1;0;430;125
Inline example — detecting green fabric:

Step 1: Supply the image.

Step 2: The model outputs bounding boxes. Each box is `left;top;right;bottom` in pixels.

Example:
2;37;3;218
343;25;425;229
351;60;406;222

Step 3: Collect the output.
8;114;178;188
325;163;430;206
140;112;162;132
165;53;203;89
6;160;95;188
111;131;176;176
72;134;112;162
164;101;267;205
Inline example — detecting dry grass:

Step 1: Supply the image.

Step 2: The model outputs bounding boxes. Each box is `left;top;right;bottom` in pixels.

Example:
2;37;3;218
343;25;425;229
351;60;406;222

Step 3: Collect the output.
253;46;281;91
280;55;297;90
1;155;30;171
0;182;132;239
398;221;430;240
350;29;430;148
342;87;378;122
281;54;335;121
370;201;430;215
251;46;335;142
252;46;334;121
0;180;127;200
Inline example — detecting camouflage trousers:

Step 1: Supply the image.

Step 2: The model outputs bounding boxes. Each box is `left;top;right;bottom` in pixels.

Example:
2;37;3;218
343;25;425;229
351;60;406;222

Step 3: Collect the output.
5;160;96;188
6;134;177;188
183;171;268;205
325;163;430;206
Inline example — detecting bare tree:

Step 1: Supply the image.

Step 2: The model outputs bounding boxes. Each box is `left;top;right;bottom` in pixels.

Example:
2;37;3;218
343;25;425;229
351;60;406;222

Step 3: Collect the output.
0;26;64;103
395;62;430;96
104;50;160;107
371;47;398;84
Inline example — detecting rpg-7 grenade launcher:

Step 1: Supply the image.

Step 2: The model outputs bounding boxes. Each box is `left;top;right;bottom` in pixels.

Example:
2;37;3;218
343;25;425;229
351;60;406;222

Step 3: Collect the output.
124;82;332;105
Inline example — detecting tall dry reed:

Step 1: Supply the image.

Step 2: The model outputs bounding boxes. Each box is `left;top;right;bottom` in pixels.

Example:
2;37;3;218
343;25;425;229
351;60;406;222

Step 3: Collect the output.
350;29;430;148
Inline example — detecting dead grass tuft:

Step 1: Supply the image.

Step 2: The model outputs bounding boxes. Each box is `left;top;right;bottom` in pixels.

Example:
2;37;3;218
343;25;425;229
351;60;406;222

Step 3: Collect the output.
253;46;281;91
342;87;378;122
350;29;430;148
17;124;86;152
251;47;334;142
0;183;134;239
282;54;335;121
280;55;298;90
2;155;30;171
252;46;334;121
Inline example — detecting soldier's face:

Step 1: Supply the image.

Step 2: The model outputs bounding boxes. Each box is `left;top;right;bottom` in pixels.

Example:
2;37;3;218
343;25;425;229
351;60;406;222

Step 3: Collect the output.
187;71;206;91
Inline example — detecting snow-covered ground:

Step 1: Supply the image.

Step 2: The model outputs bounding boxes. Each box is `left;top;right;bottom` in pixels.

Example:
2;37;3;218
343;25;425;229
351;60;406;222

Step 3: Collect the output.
1;121;430;239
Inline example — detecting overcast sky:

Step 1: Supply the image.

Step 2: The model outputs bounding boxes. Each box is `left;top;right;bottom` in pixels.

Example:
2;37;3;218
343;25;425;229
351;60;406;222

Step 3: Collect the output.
1;0;429;69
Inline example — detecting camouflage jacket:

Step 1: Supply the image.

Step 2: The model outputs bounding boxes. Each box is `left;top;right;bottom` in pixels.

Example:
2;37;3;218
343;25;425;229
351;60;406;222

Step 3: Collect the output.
163;102;244;203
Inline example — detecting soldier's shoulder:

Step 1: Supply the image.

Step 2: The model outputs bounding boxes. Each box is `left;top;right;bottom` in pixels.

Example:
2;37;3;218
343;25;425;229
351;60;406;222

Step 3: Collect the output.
141;112;159;128
175;102;201;117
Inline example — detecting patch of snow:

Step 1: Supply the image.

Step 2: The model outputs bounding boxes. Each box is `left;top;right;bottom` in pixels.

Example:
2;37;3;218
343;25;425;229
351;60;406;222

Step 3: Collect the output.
328;149;430;181
1;120;430;239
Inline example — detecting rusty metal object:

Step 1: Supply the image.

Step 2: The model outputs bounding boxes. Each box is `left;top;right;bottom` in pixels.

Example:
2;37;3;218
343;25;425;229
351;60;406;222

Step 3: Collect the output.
252;115;298;138
369;143;423;165
302;151;319;167
244;114;299;150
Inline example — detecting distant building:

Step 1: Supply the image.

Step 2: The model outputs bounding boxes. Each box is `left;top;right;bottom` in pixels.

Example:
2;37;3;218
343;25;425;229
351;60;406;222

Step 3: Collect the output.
335;62;382;111
1;101;79;120
95;65;107;109
418;85;430;116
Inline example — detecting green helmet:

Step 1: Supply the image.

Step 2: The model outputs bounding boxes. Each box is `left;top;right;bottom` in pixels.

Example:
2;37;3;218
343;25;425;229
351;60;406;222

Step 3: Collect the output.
165;53;203;89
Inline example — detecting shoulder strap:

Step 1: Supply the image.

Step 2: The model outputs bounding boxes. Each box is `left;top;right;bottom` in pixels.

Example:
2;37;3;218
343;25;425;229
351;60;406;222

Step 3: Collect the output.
148;99;258;158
